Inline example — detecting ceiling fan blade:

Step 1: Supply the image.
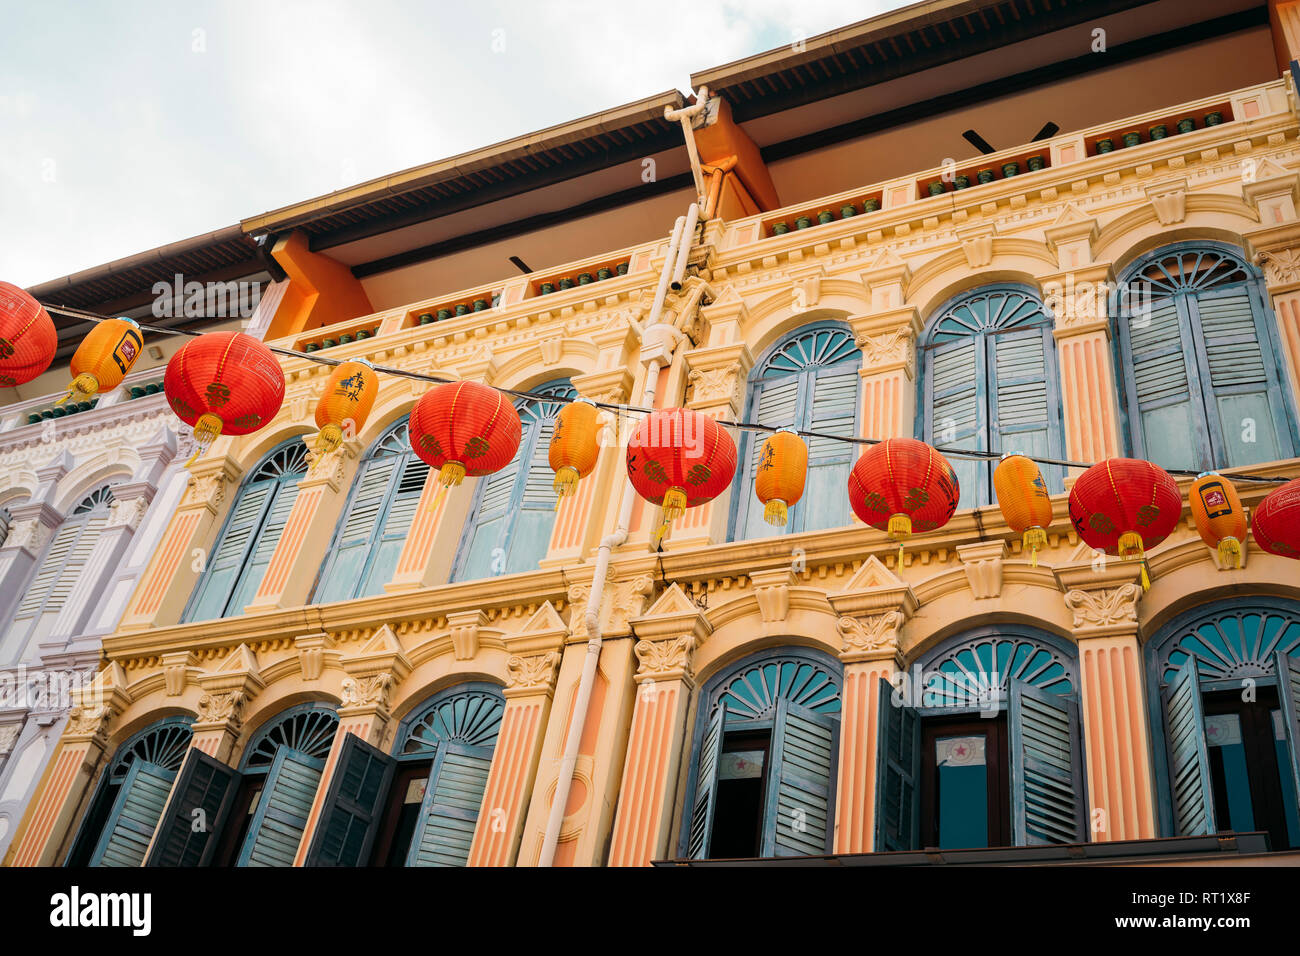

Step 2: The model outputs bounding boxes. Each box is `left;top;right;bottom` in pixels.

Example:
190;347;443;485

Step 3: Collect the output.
1032;122;1060;141
509;255;533;274
962;129;997;155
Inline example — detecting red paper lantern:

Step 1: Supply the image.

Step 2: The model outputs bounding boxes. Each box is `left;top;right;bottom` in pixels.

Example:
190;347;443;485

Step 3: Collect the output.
0;281;57;388
1252;478;1300;560
626;408;737;542
1067;458;1182;589
408;381;522;487
164;331;285;464
848;438;960;563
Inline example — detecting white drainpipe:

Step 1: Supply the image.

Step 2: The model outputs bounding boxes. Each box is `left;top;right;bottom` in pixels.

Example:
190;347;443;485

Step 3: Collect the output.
665;86;711;209
669;201;700;292
537;206;694;866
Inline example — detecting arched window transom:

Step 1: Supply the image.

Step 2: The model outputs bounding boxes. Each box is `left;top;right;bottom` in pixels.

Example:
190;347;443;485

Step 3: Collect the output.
398;686;505;756
918;633;1075;709
241;704;339;772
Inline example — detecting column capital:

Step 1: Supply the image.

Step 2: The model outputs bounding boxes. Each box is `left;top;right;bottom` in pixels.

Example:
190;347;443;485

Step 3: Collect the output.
683;341;753;416
1042;262;1117;339
827;556;917;664
571;367;636;405
194;644;265;736
505;651;562;699
180;456;241;515
632;636;697;685
628;582;712;683
301;437;360;492
64;662;132;747
104;481;155;531
1054;561;1145;640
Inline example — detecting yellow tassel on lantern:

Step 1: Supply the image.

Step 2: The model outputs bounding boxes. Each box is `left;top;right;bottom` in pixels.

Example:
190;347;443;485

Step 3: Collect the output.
58;318;143;405
314;360;378;455
653;486;689;544
994;453;1054;567
1117;531;1151;590
185;412;224;467
755;428;807;527
1190;472;1247;571
888;513;912;566
549;399;600;504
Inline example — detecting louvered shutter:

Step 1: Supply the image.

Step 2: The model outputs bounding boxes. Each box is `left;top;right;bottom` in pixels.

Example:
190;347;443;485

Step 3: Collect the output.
315;456;397;603
187;482;272;621
305;734;395;866
405;740;494;866
761;698;838;856
145;749;240;867
89;760;177;867
506;419;560;575
454;454;520;581
991;329;1061;492
1127;298;1204;471
1008;679;1086;845
237;747;325;867
1162;656;1217;836
804;369;858;532
687;702;727;859
361;456;430;594
4;520;82;653
1194;286;1289;466
874;677;919;852
1274;650;1300;826
226;480;300;614
738;378;798;540
929;338;983;509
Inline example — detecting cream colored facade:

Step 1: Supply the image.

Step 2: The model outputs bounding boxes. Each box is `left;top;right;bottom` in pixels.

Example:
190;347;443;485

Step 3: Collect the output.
8;63;1300;866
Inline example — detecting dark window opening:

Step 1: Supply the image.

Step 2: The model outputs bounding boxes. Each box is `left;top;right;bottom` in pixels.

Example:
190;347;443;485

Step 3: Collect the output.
65;782;118;866
920;715;1009;849
1204;688;1300;850
212;778;265;867
369;760;433;866
709;730;770;859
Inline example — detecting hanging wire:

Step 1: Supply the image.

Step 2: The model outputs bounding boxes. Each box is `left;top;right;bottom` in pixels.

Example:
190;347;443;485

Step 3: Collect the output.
40;302;1297;486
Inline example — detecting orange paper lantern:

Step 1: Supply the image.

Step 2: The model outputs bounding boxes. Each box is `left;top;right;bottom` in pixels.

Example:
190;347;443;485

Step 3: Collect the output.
59;317;143;404
408;381;522;487
994;453;1054;566
1067;458;1182;589
164;331;286;465
626;408;737;543
549;398;600;498
1251;478;1300;560
848;438;960;563
755;428;807;526
1189;472;1247;569
314;359;378;454
0;281;57;388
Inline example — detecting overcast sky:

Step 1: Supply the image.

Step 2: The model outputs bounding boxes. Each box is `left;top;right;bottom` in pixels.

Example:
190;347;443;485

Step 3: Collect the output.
1;0;906;288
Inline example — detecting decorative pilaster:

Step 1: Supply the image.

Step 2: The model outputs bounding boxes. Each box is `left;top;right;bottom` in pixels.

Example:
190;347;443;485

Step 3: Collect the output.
1244;158;1300;412
1054;562;1156;843
853;251;921;440
677;342;751;546
468;603;567;867
1041;205;1122;469
246;438;357;612
825;556;916;853
5;662;130;866
191;644;265;761
607;584;711;866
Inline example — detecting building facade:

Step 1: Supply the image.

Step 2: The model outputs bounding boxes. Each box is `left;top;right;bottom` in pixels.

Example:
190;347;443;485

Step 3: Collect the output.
6;0;1300;866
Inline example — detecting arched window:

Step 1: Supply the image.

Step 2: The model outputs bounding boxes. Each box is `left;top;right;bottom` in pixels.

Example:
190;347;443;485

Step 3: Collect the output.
1114;243;1298;471
731;324;860;540
185;440;309;622
1145;599;1300;849
920;286;1064;509
65;717;193;867
3;486;115;662
452;379;574;582
879;627;1084;851
306;683;506;867
313;418;430;603
679;648;842;860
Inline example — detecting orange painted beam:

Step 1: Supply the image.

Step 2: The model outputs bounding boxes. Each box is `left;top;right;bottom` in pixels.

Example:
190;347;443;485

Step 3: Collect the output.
268;230;374;340
694;96;781;213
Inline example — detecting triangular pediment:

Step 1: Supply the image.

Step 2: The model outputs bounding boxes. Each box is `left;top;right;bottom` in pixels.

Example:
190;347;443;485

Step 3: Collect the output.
358;624;403;656
1052;202;1092;227
214;643;259;677
640;582;697;618
840;555;903;592
519;601;568;636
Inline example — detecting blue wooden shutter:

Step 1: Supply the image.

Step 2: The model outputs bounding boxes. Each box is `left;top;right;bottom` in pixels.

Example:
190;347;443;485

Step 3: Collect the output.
405;740;494;866
1162;656;1217;836
506;418;559;574
1126;298;1206;472
237;747;325;867
89;760;177;867
991;329;1060;491
1274;650;1300;823
686;702;727;859
873;677;919;852
363;455;430;593
929;338;984;508
1008;679;1086;845
1193;286;1290;466
761;697;839;856
187;482;272;621
803;369;858;532
315;456;398;603
306;734;395;866
454;455;520;581
145;749;240;867
737;378;799;540
225;480;300;613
